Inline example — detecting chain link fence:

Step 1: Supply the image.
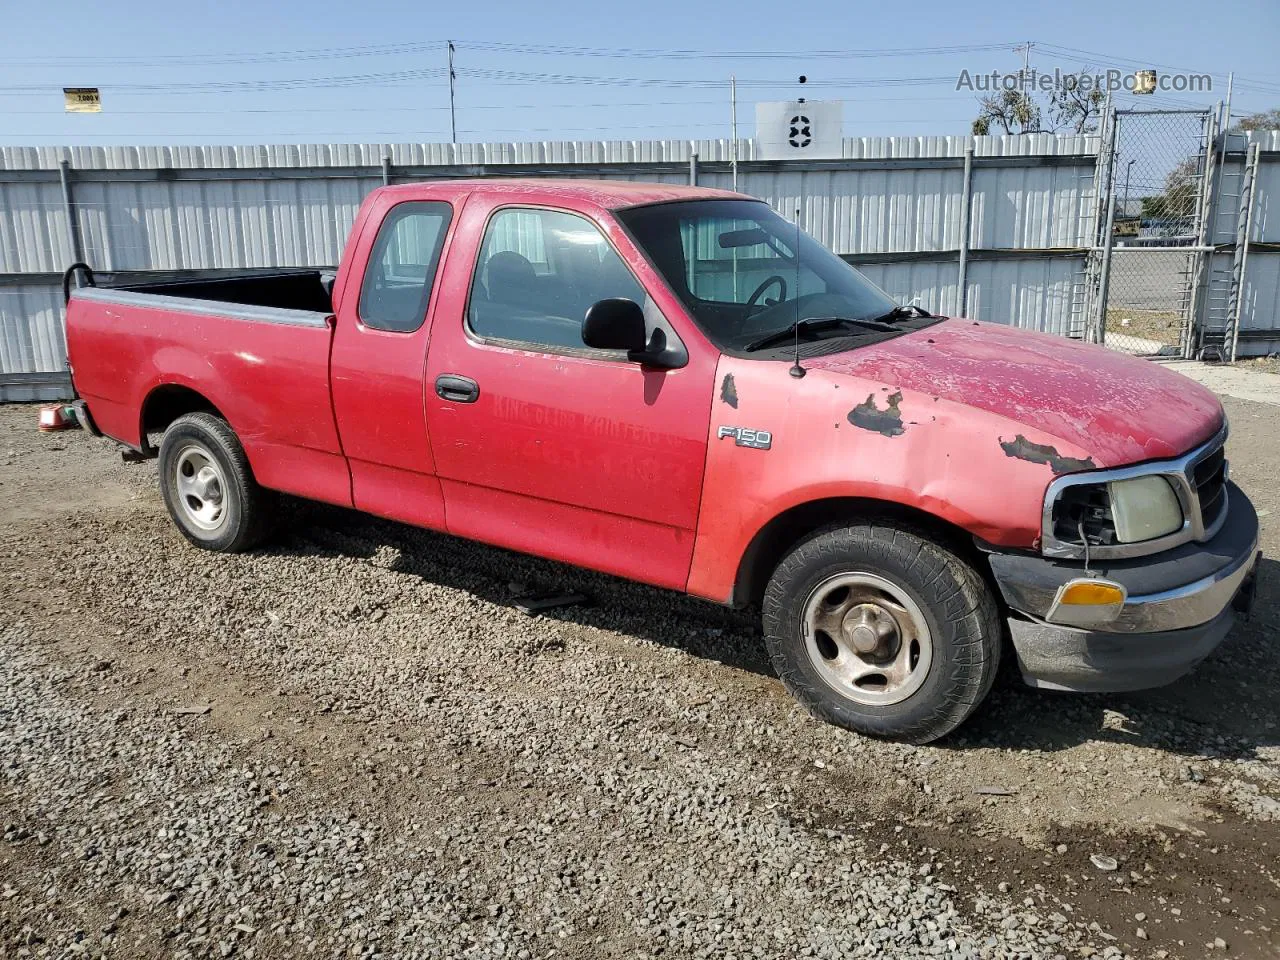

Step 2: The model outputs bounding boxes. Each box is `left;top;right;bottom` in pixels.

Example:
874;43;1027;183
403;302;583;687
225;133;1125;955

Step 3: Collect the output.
1098;109;1214;357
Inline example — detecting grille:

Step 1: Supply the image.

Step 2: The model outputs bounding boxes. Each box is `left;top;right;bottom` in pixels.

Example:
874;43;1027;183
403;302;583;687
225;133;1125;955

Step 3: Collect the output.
1193;444;1228;531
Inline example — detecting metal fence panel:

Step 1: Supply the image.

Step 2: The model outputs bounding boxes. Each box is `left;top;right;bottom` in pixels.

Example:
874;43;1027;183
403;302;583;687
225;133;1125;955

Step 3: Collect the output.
1236;250;1280;345
0;134;1102;173
33;131;1280;401
0;181;74;273
68;176;374;272
963;257;1082;335
970;163;1096;250
0;284;65;375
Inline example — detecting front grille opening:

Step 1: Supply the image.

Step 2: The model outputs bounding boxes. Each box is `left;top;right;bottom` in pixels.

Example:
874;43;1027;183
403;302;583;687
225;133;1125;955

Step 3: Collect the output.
1051;484;1116;547
1194;447;1228;529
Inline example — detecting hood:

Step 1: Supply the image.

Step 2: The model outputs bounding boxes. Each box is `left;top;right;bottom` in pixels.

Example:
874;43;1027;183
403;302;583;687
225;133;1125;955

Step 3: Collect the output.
803;319;1224;467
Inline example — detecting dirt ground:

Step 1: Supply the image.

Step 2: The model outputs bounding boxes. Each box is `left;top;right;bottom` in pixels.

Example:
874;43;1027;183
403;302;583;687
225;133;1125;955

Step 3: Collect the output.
1106;309;1183;350
1;392;1278;959
1239;357;1280;377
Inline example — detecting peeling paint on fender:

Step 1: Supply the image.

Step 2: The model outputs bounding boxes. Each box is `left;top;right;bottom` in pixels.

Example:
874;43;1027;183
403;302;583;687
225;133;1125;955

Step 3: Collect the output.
848;390;905;437
720;373;738;409
999;434;1096;474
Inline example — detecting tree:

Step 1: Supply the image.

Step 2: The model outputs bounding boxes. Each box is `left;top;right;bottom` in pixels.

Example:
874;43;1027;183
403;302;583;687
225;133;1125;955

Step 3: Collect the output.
972;90;1041;136
1139;157;1200;231
1047;74;1106;133
1233;108;1280;132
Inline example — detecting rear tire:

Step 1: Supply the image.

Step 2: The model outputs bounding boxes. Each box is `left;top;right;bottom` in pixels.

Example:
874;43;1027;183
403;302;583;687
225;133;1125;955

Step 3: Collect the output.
157;412;273;552
761;522;1001;744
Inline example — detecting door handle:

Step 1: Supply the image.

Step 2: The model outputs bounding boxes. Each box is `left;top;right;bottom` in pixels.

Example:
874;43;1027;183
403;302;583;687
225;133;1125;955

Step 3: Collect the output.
435;374;480;404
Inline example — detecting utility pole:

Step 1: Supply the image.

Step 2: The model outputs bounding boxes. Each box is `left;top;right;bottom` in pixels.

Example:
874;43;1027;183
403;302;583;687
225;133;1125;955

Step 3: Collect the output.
1014;40;1034;85
448;41;457;144
730;74;738;192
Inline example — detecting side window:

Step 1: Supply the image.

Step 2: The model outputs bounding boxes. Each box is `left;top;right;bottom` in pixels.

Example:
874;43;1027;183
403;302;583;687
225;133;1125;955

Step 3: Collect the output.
358;201;453;332
468;207;647;351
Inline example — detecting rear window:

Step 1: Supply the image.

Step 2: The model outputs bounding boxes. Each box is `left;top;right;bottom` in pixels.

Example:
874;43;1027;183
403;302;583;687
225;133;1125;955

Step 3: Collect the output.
358;201;453;333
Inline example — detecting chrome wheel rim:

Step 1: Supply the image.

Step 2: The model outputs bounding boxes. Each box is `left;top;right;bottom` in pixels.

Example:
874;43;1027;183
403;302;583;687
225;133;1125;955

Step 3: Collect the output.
173;444;227;532
801;572;933;706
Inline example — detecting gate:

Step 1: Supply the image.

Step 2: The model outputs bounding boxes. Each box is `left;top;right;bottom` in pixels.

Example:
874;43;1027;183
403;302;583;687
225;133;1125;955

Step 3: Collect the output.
1080;107;1219;358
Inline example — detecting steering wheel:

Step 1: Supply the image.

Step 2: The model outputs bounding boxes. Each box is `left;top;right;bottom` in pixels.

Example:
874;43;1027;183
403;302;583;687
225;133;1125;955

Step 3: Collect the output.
746;275;787;313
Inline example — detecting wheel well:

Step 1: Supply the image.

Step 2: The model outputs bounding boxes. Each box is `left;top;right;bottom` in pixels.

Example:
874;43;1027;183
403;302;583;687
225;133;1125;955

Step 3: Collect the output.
139;385;224;454
731;497;995;609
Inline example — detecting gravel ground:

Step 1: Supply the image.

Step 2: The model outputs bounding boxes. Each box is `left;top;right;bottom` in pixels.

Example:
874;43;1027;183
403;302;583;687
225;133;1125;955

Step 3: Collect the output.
1;394;1278;959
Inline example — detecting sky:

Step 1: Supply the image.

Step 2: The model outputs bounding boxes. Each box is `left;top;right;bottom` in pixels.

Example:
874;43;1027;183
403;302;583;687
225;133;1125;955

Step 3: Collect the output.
0;0;1277;147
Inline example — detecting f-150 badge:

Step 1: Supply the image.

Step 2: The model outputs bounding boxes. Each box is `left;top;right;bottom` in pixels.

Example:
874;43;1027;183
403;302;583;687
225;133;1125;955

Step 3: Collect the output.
717;426;772;450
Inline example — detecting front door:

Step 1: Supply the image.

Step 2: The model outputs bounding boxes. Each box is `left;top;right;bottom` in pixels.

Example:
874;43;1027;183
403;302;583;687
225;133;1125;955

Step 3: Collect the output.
424;200;715;591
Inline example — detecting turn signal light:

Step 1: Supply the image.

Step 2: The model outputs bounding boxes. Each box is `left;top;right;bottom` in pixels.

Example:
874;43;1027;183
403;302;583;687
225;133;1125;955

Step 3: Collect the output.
1057;581;1125;606
1046;578;1128;627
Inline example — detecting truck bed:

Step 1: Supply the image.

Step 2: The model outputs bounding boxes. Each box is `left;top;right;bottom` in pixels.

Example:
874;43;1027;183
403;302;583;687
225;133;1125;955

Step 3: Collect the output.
66;269;349;508
124;270;333;313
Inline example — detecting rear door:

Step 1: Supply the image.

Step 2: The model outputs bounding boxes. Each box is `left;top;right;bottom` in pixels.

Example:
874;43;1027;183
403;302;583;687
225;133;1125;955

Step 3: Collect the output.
330;197;455;529
423;198;716;591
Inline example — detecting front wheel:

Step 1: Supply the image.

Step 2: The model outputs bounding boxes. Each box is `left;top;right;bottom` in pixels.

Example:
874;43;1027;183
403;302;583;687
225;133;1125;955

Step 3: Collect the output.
157;412;273;552
762;522;1002;744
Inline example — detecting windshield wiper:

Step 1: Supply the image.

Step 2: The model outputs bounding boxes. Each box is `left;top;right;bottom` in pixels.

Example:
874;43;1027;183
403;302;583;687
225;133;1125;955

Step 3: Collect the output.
865;304;933;324
744;316;897;352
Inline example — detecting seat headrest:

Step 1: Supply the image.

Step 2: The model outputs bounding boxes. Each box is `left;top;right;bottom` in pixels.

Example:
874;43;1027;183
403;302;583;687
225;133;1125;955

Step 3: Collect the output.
486;251;537;289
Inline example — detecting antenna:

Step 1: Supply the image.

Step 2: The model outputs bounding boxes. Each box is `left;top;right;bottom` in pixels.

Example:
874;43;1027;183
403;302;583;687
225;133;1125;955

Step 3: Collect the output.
789;207;806;379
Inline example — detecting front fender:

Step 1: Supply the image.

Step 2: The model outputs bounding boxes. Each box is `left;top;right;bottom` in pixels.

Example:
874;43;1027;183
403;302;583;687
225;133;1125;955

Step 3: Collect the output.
685;355;1097;603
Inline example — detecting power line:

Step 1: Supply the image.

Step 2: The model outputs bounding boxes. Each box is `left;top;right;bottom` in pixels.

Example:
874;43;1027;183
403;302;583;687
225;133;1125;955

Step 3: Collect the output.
459;68;958;89
1033;42;1280;93
0;94;973;116
0;69;961;97
456;40;1015;61
0;39;1017;68
0;67;447;95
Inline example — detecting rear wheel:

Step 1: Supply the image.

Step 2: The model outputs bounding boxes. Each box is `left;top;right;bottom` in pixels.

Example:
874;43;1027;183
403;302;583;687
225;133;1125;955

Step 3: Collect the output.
762;522;1001;743
157;412;273;552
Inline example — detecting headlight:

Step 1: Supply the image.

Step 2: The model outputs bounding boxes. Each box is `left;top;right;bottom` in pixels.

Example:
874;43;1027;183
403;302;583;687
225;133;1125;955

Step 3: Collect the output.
1050;476;1184;547
1107;475;1184;543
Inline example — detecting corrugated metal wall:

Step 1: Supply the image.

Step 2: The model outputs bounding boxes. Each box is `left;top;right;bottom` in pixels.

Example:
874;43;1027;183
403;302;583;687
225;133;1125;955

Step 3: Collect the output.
1203;132;1280;351
2;131;1273;396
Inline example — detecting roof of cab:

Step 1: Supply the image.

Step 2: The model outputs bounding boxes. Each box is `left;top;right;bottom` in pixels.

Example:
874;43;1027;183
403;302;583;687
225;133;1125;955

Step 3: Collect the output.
376;178;746;210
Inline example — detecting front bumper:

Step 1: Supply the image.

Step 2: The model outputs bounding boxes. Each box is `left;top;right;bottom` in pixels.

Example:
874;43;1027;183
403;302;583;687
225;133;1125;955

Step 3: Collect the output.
987;482;1261;692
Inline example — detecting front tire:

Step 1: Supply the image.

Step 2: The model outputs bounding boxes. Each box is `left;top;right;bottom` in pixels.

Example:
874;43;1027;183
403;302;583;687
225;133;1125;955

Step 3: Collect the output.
157;412;273;552
762;522;1001;744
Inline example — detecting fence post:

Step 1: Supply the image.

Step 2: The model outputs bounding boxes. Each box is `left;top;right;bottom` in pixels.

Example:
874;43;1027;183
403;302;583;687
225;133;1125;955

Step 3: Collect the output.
381;155;391;186
689;151;698;186
57;159;85;281
1185;109;1220;359
1091;109;1120;344
957;145;974;316
1225;141;1261;363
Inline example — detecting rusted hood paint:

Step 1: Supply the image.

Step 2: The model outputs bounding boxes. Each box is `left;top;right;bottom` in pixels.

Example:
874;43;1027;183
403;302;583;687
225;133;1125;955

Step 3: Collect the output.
804;319;1224;467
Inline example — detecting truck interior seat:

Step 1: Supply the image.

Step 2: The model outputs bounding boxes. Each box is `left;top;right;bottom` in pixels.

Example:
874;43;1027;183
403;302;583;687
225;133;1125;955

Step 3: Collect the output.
484;252;539;305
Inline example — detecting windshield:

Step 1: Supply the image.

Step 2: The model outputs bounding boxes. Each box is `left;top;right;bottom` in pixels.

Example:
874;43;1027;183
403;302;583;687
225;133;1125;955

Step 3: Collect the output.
617;199;904;353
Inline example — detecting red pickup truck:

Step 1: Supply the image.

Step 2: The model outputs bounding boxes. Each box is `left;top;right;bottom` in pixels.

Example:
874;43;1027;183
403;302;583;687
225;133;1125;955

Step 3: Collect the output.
65;179;1260;743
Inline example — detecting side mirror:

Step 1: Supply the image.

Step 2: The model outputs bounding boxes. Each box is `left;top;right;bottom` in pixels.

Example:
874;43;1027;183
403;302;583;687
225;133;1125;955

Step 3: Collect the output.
582;298;648;353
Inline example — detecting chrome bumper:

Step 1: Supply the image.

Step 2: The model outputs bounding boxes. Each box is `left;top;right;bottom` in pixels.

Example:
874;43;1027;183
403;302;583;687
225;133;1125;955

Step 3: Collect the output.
1010;527;1257;633
1095;537;1257;632
987;482;1261;692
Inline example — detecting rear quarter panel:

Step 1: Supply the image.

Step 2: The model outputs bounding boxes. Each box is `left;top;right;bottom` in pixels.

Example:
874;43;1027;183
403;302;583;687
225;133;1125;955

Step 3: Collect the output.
685;355;1097;603
67;296;350;507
